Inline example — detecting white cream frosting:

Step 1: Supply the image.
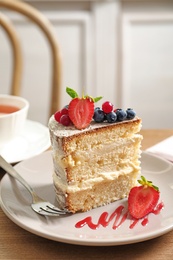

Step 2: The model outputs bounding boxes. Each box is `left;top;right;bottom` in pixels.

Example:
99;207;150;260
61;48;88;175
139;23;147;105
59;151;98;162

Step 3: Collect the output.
48;115;139;137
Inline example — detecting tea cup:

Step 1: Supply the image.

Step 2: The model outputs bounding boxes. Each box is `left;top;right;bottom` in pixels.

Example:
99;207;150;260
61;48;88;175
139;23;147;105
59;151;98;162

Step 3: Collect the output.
0;94;29;151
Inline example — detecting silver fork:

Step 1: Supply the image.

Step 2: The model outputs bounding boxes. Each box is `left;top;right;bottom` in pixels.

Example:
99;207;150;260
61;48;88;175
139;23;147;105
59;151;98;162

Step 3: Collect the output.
0;155;69;217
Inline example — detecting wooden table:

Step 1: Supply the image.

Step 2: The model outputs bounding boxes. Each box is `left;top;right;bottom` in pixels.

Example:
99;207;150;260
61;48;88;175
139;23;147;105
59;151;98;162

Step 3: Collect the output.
1;129;173;260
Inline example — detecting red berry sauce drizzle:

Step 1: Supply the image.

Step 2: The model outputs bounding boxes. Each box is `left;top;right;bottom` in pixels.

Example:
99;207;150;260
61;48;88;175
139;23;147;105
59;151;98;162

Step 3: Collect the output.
75;202;164;230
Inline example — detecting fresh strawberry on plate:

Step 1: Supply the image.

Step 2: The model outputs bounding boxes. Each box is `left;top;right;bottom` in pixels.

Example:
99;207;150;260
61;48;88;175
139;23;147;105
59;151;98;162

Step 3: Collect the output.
128;176;160;219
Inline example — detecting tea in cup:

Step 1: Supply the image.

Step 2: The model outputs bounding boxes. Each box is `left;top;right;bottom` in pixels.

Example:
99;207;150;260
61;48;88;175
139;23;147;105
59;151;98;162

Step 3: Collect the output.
0;95;29;151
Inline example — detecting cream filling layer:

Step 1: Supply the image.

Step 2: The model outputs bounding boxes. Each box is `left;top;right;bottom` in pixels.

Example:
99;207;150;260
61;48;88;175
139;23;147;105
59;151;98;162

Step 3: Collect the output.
53;163;140;193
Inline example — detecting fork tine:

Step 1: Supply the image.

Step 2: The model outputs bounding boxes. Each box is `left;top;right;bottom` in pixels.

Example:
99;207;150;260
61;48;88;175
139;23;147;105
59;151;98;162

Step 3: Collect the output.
38;210;60;216
47;205;69;213
33;206;68;216
39;207;61;215
31;203;67;216
31;201;70;216
42;205;67;214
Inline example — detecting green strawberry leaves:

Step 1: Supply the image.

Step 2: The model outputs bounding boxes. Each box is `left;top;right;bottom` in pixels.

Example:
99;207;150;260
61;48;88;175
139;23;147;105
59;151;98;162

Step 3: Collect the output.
138;176;159;192
66;87;78;99
92;96;103;103
66;87;102;103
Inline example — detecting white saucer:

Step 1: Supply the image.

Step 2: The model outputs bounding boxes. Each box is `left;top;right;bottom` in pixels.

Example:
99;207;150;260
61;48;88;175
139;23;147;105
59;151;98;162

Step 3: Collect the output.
1;120;51;163
1;151;173;246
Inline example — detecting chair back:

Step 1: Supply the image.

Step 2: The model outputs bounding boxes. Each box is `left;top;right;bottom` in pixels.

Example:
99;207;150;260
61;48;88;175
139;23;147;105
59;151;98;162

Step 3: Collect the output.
0;0;61;116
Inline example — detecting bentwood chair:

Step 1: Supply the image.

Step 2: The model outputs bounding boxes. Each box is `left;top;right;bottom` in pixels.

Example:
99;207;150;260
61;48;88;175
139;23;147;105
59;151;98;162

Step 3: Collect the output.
0;0;61;117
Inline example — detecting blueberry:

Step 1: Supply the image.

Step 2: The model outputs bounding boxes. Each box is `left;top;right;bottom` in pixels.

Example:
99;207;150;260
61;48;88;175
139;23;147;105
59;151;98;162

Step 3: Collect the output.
126;108;136;119
94;107;100;112
106;111;117;123
93;107;105;122
116;109;127;121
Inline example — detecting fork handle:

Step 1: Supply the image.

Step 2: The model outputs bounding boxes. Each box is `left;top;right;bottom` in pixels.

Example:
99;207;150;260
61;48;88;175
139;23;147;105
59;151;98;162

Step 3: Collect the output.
0;155;34;195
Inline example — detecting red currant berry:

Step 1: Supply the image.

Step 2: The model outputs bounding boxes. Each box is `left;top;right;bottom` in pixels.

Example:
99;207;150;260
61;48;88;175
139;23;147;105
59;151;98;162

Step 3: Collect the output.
54;110;62;122
102;101;114;113
60;114;72;126
61;107;68;115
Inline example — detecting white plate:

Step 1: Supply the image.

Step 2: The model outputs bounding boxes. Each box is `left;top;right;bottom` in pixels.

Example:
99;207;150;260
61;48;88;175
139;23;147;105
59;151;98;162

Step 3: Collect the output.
146;135;173;162
1;151;173;246
1;120;51;163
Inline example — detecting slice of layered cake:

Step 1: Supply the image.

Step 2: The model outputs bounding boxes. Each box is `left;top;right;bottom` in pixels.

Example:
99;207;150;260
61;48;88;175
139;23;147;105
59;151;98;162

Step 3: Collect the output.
48;88;142;213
